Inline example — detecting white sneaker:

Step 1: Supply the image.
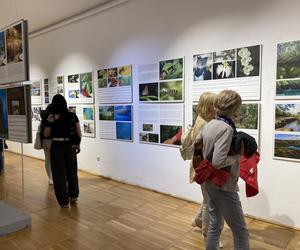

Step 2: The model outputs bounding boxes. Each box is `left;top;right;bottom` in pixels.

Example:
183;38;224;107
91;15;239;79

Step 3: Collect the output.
48;179;53;185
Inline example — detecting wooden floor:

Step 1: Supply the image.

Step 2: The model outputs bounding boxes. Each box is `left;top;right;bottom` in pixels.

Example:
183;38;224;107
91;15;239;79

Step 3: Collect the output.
0;151;299;250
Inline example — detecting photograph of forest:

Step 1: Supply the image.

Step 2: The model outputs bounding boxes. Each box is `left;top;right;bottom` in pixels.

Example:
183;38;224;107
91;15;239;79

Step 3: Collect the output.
235;103;259;129
277;40;300;80
275;104;300;132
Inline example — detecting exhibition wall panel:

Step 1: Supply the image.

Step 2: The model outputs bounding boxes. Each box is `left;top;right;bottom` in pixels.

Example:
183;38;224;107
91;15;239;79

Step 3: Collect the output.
7;0;300;228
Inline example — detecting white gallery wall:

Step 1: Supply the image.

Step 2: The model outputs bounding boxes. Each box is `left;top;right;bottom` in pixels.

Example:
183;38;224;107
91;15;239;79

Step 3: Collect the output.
7;0;300;228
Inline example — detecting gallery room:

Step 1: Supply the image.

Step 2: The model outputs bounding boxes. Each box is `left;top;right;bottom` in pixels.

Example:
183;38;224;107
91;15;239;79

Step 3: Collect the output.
0;0;300;249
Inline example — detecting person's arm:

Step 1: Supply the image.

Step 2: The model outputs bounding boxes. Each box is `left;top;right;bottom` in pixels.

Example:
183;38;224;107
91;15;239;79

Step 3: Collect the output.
211;128;237;169
44;114;55;138
74;122;82;154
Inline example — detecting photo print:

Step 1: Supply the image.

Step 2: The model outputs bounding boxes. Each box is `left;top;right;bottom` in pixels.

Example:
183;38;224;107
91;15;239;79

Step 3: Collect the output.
139;82;158;101
0;31;6;67
236;45;260;77
0;89;8;138
7;87;26;115
116;122;132;140
108;67;118;78
159;80;183;101
114;105;132;121
99;105;114;120
235;103;259;130
32;107;41;121
276;79;300;97
149;133;159;143
98;69;108;79
275;104;300;132
6;23;23;64
57;76;64;95
274;133;300;160
31;81;41;97
193;53;213;81
139;132;148;142
159;58;183;80
68;74;79;83
143;124;153;132
80;72;93;98
118;65;131;77
108;77;118;87
83;107;94;120
212;49;236;79
83;121;94;134
68;90;79;99
160;125;182;145
277;40;300;80
213;61;235;79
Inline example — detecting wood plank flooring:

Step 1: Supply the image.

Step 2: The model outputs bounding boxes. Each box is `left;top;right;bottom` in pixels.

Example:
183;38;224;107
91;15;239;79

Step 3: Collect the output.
0;151;299;249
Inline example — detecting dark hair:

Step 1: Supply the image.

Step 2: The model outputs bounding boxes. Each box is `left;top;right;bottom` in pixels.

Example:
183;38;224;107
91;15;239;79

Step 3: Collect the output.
51;94;68;114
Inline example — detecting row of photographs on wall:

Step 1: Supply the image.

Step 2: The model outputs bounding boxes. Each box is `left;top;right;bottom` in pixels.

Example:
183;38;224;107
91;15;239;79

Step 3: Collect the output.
193;45;261;81
0;85;32;143
32;104;95;138
139;58;185;103
192;45;262;101
31;64;133;106
0;20;29;85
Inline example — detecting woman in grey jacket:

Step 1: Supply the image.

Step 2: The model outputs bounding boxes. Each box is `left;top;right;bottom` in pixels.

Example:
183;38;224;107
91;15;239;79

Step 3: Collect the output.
201;90;249;250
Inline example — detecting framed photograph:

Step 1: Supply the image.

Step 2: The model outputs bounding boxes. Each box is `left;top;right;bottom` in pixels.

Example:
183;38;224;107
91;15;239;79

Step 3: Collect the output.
0;20;29;85
159;80;183;101
276;40;300;99
236;45;260;77
99;104;133;141
159;58;183;80
275;104;300;132
274;133;300;161
236;103;259;130
193;53;213;81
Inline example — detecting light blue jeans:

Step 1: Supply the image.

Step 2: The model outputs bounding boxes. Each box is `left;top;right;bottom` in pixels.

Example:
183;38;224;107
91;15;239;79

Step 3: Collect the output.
205;183;249;250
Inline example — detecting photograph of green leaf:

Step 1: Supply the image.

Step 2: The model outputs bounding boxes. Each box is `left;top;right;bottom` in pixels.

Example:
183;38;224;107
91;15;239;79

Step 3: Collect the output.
159;58;183;80
277;40;300;80
275;104;300;132
235;103;258;129
159;80;183;101
274;133;300;160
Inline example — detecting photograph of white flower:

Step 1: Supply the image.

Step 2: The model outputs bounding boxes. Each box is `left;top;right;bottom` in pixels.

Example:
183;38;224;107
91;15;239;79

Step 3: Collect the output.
237;45;260;77
213;61;235;79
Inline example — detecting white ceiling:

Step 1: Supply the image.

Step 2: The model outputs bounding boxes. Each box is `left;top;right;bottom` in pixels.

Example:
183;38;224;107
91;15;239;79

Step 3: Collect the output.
0;0;114;33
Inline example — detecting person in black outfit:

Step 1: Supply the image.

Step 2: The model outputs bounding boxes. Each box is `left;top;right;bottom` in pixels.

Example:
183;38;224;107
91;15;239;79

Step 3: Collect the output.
44;94;81;208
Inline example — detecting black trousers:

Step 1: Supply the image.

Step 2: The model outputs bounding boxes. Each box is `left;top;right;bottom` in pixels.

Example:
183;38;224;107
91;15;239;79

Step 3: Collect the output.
50;142;79;206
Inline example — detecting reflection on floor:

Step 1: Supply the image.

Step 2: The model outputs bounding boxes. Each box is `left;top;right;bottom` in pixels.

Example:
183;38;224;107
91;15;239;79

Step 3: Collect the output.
0;151;299;249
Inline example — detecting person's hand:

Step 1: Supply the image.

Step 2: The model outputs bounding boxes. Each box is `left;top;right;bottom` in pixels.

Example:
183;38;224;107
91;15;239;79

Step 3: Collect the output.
240;141;245;156
194;139;203;150
47;114;55;123
75;145;81;154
